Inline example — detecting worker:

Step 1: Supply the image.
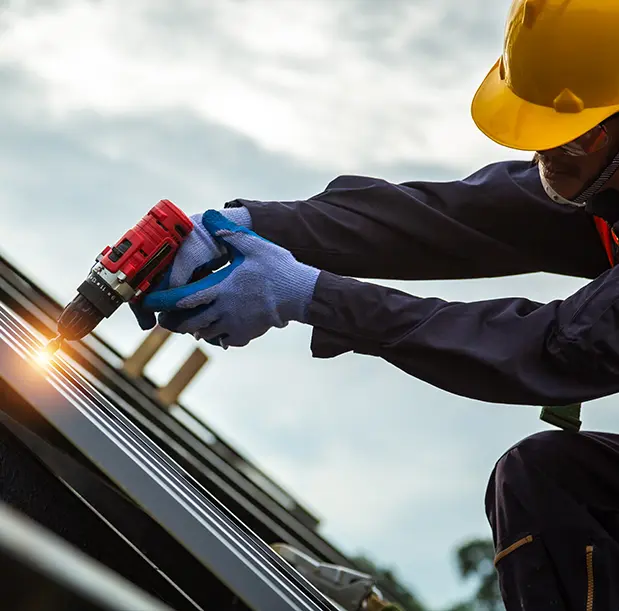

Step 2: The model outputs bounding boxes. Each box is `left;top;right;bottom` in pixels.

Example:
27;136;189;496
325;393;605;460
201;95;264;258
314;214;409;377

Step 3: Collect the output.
131;1;619;609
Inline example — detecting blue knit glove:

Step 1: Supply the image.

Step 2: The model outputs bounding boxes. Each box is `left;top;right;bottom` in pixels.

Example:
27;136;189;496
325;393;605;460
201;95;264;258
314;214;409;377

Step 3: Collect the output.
140;210;320;348
130;207;251;330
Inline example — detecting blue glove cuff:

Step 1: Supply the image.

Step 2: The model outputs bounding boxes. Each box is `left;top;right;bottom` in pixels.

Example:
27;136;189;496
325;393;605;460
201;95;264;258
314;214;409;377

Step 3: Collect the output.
280;264;320;324
220;206;252;229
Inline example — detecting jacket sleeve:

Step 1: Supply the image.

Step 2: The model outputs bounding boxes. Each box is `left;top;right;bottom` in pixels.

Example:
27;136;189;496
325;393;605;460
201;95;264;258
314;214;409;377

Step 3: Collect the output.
306;267;619;407
226;160;609;281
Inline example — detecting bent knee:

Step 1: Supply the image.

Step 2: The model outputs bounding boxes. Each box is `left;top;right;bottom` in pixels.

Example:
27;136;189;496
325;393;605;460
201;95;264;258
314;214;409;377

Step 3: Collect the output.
493;430;581;477
487;431;580;501
501;430;574;464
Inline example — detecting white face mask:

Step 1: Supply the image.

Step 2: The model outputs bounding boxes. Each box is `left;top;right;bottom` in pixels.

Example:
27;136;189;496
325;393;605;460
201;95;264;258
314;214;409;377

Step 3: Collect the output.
537;162;586;207
537;148;619;209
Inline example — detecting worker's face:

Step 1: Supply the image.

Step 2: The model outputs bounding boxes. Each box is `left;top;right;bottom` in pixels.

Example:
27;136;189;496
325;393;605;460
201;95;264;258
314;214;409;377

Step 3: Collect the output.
536;115;619;201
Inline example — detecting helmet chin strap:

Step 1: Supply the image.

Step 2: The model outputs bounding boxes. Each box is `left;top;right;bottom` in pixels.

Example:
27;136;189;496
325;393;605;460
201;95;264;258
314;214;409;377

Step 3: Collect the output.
539;149;619;207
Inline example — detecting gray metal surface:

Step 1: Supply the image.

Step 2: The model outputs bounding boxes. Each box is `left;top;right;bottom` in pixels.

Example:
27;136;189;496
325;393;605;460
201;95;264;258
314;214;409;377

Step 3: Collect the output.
0;303;338;611
0;500;174;611
0;254;325;540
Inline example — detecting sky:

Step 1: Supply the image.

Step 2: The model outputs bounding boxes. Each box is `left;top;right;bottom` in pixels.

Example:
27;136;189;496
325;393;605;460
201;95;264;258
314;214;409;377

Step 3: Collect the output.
3;0;619;608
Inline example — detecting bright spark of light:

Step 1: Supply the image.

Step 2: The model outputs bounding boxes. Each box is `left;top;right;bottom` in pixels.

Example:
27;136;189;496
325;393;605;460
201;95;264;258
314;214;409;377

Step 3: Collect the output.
34;348;55;368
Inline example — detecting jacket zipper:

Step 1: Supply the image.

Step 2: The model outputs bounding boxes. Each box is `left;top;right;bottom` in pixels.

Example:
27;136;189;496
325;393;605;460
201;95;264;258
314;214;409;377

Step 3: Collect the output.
586;545;594;611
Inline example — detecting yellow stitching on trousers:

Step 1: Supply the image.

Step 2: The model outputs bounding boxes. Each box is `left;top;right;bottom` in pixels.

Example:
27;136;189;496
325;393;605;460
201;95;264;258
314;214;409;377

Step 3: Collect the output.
493;535;533;566
586;545;594;611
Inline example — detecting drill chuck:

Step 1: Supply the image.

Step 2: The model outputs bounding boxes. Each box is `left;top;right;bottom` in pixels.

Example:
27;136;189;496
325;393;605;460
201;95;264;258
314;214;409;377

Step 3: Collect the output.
54;266;128;345
46;292;105;355
57;293;106;342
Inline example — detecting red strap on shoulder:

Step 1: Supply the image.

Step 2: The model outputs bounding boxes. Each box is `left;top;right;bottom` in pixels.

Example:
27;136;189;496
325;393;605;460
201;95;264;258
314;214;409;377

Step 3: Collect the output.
593;216;615;267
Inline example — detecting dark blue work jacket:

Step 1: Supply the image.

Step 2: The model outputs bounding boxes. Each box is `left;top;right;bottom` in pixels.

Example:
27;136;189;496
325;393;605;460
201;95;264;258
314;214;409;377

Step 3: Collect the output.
226;160;619;407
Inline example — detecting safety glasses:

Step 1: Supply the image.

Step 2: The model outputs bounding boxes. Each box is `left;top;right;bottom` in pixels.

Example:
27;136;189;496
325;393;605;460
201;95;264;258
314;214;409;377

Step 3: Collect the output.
559;123;610;156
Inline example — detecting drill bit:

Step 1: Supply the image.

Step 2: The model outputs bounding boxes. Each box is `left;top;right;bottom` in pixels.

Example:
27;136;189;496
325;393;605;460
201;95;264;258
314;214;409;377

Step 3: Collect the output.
46;334;64;355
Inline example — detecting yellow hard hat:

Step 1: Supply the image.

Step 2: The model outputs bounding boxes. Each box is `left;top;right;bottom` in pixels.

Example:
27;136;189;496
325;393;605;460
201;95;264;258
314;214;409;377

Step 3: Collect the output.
471;0;619;152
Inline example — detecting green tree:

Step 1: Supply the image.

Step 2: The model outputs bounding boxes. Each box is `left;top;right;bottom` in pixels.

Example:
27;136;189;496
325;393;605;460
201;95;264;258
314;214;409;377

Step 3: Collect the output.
444;538;504;611
352;537;504;611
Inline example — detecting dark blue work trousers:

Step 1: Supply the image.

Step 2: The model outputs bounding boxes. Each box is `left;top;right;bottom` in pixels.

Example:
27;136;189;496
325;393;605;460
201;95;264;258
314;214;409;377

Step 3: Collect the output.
487;431;619;610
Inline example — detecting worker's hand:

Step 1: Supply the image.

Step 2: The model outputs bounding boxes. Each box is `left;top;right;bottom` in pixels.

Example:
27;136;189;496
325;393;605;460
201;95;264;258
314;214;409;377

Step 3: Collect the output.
130;208;249;330
140;210;320;347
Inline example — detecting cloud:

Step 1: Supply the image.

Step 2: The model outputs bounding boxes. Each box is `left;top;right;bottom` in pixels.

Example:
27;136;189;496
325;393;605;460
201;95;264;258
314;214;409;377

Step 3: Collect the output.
0;0;525;176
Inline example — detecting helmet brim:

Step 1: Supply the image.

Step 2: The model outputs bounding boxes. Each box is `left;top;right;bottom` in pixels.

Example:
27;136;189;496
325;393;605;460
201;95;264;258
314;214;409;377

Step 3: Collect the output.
471;58;619;152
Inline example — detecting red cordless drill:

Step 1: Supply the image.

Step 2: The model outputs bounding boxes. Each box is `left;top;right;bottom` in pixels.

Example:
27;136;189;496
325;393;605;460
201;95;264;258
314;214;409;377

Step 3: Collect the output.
46;199;193;354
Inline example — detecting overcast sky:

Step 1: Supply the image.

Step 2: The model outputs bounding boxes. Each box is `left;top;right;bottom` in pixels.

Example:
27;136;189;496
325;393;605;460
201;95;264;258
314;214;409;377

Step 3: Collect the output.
3;1;619;608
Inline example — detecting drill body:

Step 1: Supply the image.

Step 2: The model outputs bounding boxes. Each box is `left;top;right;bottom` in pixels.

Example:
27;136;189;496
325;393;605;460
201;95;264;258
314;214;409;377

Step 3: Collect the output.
49;199;193;352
